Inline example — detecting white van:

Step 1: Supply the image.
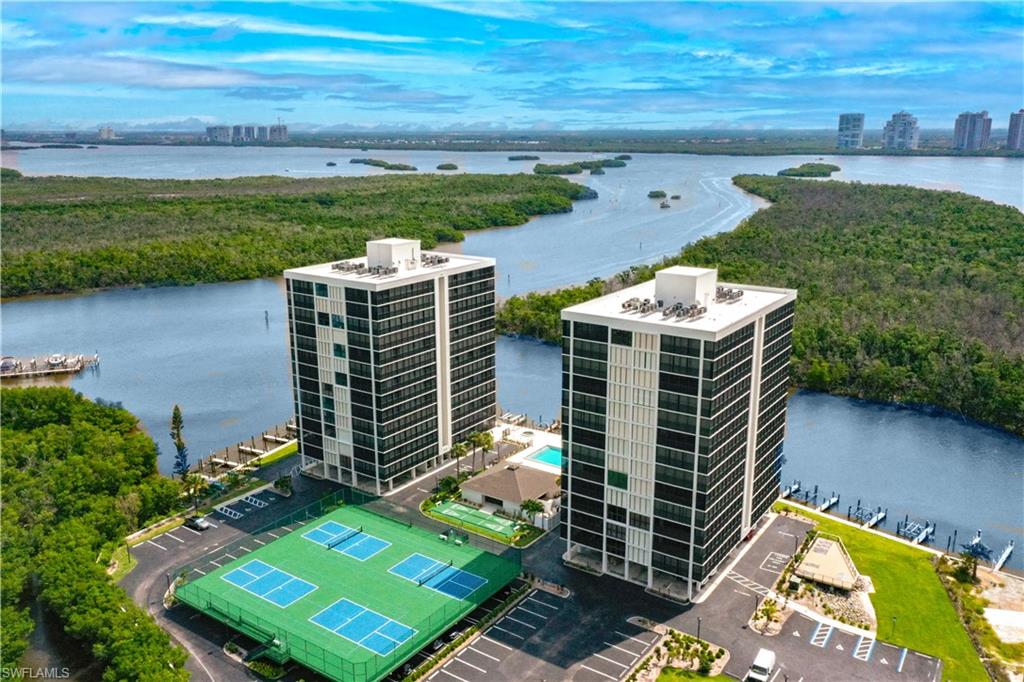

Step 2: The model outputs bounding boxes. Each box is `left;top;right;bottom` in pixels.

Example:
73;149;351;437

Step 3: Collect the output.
745;648;776;682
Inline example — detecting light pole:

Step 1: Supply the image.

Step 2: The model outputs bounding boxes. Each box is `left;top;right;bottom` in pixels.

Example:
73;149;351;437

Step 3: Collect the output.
891;615;897;639
697;616;702;643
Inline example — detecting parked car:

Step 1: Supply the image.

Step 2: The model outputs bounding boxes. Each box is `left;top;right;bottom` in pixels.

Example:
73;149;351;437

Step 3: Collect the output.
431;639;445;652
745;648;776;682
184;516;212;531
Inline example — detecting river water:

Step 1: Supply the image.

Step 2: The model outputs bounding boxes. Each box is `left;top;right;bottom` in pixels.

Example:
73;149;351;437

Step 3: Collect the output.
2;146;1021;565
4;146;1022;296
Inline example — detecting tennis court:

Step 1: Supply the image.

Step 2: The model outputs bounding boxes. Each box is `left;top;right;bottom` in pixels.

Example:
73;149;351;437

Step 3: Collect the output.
175;504;519;682
433;500;520;540
302;520;391;561
222;559;318;607
389;553;488;599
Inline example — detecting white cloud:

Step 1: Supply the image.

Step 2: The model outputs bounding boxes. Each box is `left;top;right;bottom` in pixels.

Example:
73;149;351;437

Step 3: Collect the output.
400;1;594;29
229;48;473;74
1;20;57;48
134;12;426;44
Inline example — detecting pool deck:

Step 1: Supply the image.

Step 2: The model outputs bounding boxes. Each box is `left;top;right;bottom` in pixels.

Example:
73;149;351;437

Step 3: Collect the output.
500;425;562;475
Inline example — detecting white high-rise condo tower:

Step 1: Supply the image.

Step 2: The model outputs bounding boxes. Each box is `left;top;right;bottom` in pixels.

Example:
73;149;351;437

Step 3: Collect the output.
837;113;865;149
953;111;992;150
560;266;796;601
882;111;920;150
285;239;497;494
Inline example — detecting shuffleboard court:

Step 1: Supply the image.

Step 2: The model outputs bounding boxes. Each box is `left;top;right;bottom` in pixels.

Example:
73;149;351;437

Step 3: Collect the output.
389;553;488;600
175;504;520;682
221;559;317;607
433;499;520;539
302;520;391;561
311;598;416;655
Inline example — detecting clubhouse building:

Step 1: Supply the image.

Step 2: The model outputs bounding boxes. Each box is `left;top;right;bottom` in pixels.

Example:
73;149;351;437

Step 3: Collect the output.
560;266;796;601
285;239;497;494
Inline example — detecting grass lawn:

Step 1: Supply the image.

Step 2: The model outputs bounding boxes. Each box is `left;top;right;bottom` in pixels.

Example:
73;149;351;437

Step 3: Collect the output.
657;669;730;681
776;503;986;681
258;440;298;467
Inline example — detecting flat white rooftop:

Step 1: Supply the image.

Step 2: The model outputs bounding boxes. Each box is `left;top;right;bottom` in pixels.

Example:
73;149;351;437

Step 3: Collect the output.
563;267;796;339
284;239;494;289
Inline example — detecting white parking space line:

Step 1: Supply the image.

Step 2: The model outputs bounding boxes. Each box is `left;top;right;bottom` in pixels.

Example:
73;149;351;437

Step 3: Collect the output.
225;553;237;559
579;664;617;680
481;635;513;651
147;540;167;550
163;532;185;543
267;531;280;538
769;669;781;682
451;658;486;674
210;559;221;567
436;668;469;682
193;568;206;575
204;520;218;528
604;641;641;657
468;646;498;662
591;652;628;669
254;539;266;545
525;596;559;610
238;546;251;552
614;631;651;646
502;615;537;629
180;526;202;535
489;625;524;640
516;606;548;620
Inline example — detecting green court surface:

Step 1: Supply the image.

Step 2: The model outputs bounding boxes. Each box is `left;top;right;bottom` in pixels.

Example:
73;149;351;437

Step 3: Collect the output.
433;500;520;540
175;505;519;682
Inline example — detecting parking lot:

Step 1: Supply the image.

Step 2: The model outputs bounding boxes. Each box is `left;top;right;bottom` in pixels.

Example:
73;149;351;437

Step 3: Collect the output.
429;587;660;682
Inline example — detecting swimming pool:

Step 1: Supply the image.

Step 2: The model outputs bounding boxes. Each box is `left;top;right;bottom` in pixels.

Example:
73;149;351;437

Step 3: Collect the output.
526;445;563;468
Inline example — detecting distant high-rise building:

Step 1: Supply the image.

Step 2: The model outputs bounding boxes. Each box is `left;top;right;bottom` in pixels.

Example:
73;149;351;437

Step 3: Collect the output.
243;125;256;142
953;111;992;151
836;113;864;149
1006;110;1024;151
206;126;232;144
560;266;796;600
269;124;289;143
257;126;269;142
882;111;920;151
98;127;115;140
231;125;244;143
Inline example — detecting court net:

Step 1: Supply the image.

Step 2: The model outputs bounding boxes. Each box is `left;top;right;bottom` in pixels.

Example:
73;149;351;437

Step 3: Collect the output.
418;559;453;586
327;526;363;549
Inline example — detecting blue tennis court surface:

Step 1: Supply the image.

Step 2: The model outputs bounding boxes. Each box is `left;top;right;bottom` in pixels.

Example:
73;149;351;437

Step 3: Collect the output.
302;520;391;561
221;559;317;607
389;553;488;600
310;598;416;655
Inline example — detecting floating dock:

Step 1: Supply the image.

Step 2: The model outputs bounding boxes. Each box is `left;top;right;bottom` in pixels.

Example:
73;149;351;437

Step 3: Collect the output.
781;479;800;499
0;354;99;379
897;515;935;545
817;491;840;513
994;541;1015;571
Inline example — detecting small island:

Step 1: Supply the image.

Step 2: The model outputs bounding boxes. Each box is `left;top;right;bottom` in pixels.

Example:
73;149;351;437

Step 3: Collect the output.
508;154;541;161
670;194;681;200
436;163;458;170
326;161;337;167
590;167;605;175
777;162;841;177
534;159;628;175
350;158;418;171
647;190;667;198
615;154;632;160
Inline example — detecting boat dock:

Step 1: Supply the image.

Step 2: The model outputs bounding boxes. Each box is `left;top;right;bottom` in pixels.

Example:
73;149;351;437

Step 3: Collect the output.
849;500;887;528
0;354;99;379
192;420;297;476
780;479;800;499
994;541;1015;571
817;491;840;513
897;515;935;545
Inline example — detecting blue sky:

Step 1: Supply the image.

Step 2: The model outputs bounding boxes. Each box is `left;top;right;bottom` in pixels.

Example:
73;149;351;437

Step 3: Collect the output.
2;1;1021;131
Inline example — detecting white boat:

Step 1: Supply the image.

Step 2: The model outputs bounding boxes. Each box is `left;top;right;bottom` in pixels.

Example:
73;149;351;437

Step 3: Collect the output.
47;354;66;367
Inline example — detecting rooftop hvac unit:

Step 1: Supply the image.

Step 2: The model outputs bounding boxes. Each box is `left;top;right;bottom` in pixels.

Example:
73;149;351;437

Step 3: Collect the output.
715;286;744;303
621;297;642;312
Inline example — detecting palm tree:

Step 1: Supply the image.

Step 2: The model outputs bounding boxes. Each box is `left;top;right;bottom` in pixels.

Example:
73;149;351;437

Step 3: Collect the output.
451;442;468;476
520;498;544;522
182;472;208;513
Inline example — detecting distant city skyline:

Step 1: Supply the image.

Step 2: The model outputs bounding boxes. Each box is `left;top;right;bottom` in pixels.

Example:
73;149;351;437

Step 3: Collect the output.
1;2;1021;131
